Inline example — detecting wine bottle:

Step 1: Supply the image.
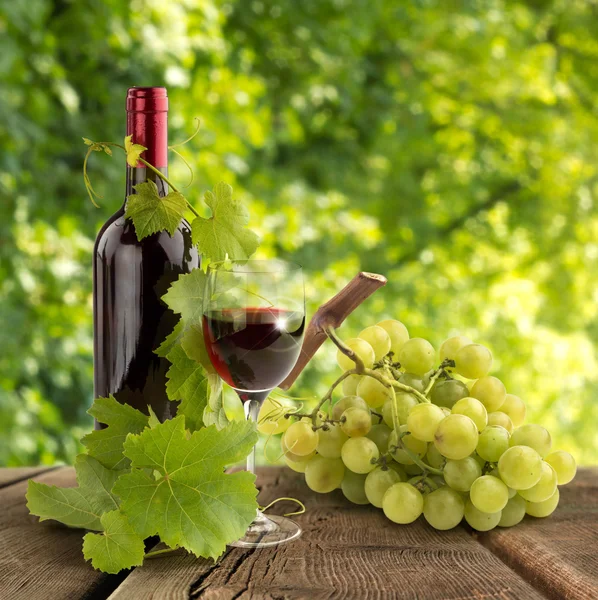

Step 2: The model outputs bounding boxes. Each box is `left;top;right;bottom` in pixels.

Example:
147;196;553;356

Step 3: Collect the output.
93;87;199;426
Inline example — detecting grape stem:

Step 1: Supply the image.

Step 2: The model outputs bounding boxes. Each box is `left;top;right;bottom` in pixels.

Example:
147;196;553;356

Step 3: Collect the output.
390;431;444;476
422;359;455;398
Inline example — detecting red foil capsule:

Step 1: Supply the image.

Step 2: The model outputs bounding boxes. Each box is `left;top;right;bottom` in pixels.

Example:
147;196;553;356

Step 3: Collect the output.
126;87;168;168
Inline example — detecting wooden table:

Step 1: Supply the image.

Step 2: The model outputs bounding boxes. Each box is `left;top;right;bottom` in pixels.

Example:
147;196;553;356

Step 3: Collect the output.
0;466;596;599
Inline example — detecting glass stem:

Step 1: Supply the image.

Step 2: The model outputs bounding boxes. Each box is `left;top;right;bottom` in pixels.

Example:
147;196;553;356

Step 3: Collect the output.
243;393;268;475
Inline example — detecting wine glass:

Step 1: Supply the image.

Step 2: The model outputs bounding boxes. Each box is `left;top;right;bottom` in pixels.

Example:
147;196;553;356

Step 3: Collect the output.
202;259;305;547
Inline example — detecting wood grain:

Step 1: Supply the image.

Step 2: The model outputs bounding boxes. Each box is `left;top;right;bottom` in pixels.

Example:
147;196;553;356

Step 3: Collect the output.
280;272;387;390
476;467;598;600
0;467;55;488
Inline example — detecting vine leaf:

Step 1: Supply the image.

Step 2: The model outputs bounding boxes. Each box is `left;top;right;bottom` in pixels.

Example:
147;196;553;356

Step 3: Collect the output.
26;455;120;531
154;319;186;357
192;181;259;261
203;374;228;429
162;269;207;324
82;510;145;574
125;180;187;239
124;134;147;167
113;416;258;560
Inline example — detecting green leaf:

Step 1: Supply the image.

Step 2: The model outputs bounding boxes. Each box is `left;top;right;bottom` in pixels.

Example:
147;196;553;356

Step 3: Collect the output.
154;319;186;357
26;455;120;531
82;137;94;146
113;417;258;560
162;269;207;323
82;510;145;574
147;406;161;429
124;134;147;167
125;181;187;240
166;344;208;432
191;181;259;261
181;322;215;373
202;374;228;429
82;396;148;470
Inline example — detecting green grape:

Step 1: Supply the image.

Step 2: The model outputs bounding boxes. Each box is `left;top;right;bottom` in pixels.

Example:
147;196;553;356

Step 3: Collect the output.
498;495;527;527
257;397;293;435
283;421;318;456
430;379;469;409
366;423;392;453
284;454;312;473
316;423;348;458
425;443;445;469
358;325;391;361
388;462;408;480
341;437;379;474
382;483;424;524
407;403;446;442
382;399;395;428
403;463;423;476
399;373;427;393
487;411;514;433
525;488;560;518
341;407;372;437
451;397;488;432
509;424;552;458
341;471;370;505
389;427;427;465
281;432;316;462
305;456;345;493
384;392;419;427
454;344;493;380
331;395;369;420
470;475;509;513
357;376;392;408
377;319;410;355
464;499;501;531
443;457;482;492
423;487;465;530
470;376;506;412
545;450;577;485
500;394;526;428
399;338;436;376
477;425;510;462
342;374;362;396
337;338;375;371
433;414;478;460
473;453;487;469
518;462;558;503
439;335;472;362
498;445;543;490
365;467;403;507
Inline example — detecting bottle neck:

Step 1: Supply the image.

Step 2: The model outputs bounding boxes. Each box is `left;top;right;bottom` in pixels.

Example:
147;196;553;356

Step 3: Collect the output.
126;166;169;197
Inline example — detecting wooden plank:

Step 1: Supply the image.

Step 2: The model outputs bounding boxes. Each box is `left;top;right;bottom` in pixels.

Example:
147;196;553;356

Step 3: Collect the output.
0;467;126;600
0;467;55;488
478;467;598;600
109;467;547;600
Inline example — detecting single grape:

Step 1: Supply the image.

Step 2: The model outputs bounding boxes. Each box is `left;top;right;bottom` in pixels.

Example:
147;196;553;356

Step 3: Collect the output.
257;397;293;435
423;487;465;530
336;338;375;371
477;425;510;462
399;373;427;393
439;335;472;362
358;325;391;361
382;483;424;524
284;454;313;473
470;376;506;412
544;450;577;485
316;423;348;458
341;437;379;474
498;495;526;528
470;475;509;513
464;499;501;531
403;463;423;476
341;407;372;437
331;395;369;420
382;399;394;428
525;488;560;518
509;424;552;458
500;394;526;427
377;319;410;355
283;421;318;456
425;443;445;469
389;427;427;465
487;411;514;433
407;403;446;442
304;456;345;493
399;338;436;376
365;466;403;507
342;374;362;396
451;397;488;432
443;457;482;492
388;462;408;480
430;379;469;409
357;376;392;408
518;462;558;503
454;344;493;380
341;471;370;505
366;423;392;453
434;414;478;460
498;445;543;490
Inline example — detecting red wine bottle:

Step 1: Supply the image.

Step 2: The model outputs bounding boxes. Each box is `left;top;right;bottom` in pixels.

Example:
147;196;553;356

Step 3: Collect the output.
93;87;199;426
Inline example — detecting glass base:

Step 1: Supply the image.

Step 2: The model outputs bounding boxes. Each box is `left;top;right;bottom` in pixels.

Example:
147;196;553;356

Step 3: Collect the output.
229;511;301;548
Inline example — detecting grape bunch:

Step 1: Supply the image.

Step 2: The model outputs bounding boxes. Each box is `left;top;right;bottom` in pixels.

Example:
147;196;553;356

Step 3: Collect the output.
259;320;577;531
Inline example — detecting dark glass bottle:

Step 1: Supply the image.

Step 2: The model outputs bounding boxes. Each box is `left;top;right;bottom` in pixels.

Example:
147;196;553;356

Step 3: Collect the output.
93;87;199;425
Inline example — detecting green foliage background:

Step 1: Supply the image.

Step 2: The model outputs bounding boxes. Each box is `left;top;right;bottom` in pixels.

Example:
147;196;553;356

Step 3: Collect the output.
1;0;597;466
